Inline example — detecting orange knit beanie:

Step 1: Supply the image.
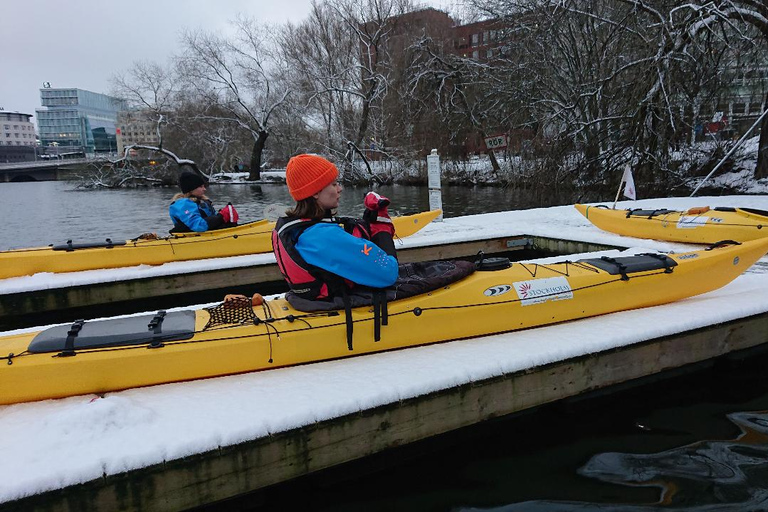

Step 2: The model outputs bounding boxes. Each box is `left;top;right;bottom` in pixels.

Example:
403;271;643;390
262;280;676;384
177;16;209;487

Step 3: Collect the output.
285;154;339;201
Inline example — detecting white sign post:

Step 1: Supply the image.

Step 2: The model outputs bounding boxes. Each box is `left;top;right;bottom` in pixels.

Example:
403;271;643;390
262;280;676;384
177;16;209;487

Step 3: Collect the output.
426;149;443;222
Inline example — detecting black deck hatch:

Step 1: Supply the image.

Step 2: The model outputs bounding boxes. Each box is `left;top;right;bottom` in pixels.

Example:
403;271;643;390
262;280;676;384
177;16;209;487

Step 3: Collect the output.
28;310;196;353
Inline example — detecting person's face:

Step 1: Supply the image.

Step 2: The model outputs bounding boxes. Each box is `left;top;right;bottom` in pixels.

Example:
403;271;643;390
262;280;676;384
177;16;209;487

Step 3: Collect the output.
190;184;206;198
314;180;342;210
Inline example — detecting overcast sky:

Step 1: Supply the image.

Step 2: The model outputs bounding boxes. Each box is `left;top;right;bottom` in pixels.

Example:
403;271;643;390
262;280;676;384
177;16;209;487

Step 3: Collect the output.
2;0;451;126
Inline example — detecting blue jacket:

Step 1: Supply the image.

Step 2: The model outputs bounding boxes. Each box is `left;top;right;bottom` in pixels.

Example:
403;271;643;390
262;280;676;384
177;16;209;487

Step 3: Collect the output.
169;198;220;232
295;222;398;288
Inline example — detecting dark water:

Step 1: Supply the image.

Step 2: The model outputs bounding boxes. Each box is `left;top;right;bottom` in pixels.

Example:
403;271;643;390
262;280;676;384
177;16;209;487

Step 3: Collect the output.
216;349;768;512
0;180;543;250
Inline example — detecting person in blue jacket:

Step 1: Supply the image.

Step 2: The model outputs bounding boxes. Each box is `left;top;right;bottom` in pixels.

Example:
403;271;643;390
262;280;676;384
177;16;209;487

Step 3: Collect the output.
169;171;238;233
272;154;398;302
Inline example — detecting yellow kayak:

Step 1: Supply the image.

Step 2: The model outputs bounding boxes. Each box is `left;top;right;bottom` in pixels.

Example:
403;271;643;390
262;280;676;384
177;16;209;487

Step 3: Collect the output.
575;204;768;244
0;210;441;279
2;236;766;405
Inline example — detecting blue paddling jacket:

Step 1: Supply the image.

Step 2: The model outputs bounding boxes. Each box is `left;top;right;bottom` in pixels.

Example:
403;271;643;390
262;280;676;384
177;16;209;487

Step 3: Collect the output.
169;197;224;233
272;217;398;300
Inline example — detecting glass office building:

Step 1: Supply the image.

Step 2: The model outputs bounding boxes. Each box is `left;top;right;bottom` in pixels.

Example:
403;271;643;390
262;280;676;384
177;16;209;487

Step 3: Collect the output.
36;88;126;154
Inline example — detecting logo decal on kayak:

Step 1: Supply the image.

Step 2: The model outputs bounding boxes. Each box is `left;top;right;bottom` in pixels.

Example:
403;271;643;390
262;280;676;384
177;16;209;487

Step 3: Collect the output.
484;285;512;297
513;277;573;306
733;256;740;266
677;253;698;260
677;216;708;229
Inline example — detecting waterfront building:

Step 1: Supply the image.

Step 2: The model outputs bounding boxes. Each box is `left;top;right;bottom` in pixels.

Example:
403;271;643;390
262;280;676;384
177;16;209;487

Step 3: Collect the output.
0;111;37;163
116;110;161;155
0;110;36;148
35;88;126;155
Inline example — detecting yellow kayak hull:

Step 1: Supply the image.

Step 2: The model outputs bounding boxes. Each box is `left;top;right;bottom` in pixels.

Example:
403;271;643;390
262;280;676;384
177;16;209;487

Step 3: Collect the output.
0;210;441;279
575;204;768;244
2;236;766;405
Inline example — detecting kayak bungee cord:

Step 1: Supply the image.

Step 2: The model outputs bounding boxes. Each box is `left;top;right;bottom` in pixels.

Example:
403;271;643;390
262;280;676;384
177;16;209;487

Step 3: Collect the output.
622;209;767;230
516;260;600;279
0;223;274;255
1;350;28;365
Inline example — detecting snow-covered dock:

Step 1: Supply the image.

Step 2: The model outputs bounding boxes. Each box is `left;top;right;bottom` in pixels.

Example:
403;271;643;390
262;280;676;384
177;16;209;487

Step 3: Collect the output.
2;196;768;511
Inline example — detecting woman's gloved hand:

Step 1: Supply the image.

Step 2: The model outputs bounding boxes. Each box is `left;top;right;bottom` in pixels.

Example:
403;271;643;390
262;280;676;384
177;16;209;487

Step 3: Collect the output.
219;204;239;224
362;192;394;236
362;192;396;258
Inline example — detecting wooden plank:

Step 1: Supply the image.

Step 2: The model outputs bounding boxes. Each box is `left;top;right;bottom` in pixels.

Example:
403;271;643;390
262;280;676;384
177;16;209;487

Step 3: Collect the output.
5;312;766;512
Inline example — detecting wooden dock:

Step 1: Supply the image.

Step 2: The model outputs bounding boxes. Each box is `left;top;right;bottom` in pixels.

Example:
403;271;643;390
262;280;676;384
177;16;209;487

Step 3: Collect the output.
4;311;766;512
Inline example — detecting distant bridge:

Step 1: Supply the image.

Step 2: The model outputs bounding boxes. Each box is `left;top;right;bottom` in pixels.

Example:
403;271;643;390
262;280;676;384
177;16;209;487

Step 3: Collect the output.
0;158;104;182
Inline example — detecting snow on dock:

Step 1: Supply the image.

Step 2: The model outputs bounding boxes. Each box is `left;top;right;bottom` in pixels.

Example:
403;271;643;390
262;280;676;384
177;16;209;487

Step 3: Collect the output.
1;195;768;508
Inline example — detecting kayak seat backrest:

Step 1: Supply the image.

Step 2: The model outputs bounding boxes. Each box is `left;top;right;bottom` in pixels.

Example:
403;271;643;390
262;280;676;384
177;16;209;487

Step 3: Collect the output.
626;209;676;218
579;253;678;276
27;311;196;353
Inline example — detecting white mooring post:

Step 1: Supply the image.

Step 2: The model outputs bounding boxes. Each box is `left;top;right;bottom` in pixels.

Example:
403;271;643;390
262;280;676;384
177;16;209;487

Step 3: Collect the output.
426;149;443;222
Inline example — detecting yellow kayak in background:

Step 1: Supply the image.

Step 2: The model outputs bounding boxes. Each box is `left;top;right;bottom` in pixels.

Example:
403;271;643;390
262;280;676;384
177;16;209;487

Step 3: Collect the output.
575;204;768;244
0;210;441;279
2;236;766;405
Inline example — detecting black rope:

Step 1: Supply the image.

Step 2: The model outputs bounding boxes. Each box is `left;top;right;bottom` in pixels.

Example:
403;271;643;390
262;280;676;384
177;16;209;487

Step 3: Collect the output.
516;260;597;278
618;212;764;229
260;320;282;364
1;351;28;365
342;289;354;351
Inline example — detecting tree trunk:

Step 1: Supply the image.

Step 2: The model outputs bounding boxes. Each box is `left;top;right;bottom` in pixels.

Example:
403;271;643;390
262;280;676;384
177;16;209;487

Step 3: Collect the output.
248;131;269;181
355;90;373;149
755;92;768;179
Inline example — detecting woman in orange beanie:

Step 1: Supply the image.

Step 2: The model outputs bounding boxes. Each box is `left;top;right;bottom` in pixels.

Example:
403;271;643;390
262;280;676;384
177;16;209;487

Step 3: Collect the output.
267;154;475;350
272;154;399;303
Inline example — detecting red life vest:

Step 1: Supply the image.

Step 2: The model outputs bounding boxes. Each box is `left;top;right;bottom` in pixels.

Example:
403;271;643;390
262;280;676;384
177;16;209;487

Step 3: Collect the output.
272;216;371;300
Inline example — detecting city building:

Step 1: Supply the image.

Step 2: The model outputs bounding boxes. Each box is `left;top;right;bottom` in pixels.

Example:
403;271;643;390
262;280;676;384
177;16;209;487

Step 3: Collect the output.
0;110;37;148
35;88;126;155
451;18;506;62
0;111;37;163
116;110;162;155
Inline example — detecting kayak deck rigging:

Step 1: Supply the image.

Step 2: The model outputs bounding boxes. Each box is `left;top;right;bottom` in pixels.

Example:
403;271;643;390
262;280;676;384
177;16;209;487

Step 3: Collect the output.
9;252;684;358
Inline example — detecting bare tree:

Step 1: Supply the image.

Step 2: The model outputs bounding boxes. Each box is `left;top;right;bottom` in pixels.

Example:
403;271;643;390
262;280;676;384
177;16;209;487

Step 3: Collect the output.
471;0;768;193
410;41;509;172
177;16;291;180
610;0;768;178
277;1;361;154
107;61;205;186
326;0;413;149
